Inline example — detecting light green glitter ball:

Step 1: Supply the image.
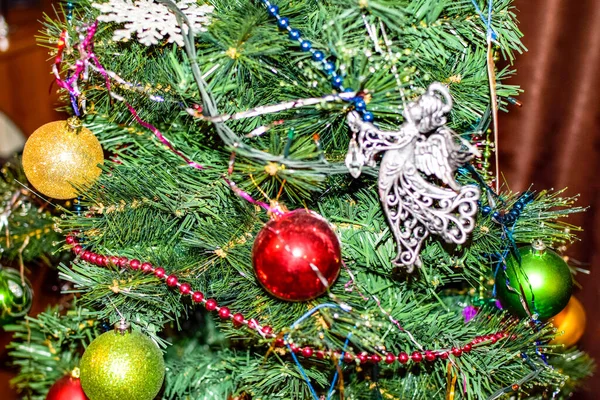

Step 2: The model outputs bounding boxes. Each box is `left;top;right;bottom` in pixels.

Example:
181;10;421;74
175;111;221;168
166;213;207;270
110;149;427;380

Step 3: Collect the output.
80;330;165;400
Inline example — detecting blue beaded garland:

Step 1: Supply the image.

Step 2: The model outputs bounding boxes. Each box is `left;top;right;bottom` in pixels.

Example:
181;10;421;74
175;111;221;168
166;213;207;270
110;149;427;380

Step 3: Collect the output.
332;75;344;88
300;40;312;51
481;205;492;216
312;51;325;61
354;98;366;111
289;29;301;40
362;112;374;122
323;61;335;74
277;17;289;29
260;0;375;120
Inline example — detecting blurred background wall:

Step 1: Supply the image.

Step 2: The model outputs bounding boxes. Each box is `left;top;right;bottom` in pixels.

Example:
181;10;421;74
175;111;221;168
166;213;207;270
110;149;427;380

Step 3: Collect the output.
0;0;598;398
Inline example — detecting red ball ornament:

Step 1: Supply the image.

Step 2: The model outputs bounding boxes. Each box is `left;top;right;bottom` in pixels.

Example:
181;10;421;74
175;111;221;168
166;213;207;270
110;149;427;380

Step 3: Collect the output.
46;375;88;400
252;209;342;301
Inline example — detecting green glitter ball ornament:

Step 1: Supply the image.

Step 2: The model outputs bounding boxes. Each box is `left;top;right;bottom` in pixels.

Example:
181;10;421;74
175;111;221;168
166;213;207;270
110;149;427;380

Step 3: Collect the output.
80;323;165;400
495;241;573;320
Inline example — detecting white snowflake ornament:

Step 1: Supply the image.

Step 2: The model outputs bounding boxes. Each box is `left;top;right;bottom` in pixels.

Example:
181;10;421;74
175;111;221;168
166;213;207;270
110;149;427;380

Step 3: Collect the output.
92;0;213;47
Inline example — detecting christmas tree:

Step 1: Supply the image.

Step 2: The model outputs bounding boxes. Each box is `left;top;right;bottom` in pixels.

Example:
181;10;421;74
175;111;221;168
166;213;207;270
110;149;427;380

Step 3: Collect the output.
2;0;595;399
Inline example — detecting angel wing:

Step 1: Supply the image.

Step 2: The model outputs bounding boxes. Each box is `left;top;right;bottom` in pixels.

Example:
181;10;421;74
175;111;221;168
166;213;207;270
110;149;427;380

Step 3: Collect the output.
413;129;478;191
345;111;416;178
379;153;480;271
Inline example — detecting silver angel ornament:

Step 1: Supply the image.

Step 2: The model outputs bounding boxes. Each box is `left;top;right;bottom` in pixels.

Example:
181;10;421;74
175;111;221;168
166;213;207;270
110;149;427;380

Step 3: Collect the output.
345;83;480;271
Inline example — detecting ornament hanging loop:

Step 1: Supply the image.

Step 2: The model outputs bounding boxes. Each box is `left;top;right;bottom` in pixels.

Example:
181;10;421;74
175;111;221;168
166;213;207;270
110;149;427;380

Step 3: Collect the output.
114;319;131;335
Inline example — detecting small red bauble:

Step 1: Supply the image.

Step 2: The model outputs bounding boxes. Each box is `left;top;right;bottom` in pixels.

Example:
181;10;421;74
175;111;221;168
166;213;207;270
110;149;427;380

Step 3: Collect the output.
192;291;204;303
397;352;409;364
385;353;396;364
411;351;423;362
166;275;178;287
46;375;88;400
232;313;244;327
369;354;382;364
302;347;313;358
343;352;355;363
141;262;153;273
451;347;462;357
424;351;436;362
252;209;342;301
218;306;231;319
179;283;191;295
129;259;141;270
261;325;273;335
66;235;75;245
205;299;217;311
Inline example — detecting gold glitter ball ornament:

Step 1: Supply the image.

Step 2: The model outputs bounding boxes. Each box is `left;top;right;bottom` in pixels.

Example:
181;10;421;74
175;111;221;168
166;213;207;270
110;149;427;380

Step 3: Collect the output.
22;120;103;199
80;329;165;400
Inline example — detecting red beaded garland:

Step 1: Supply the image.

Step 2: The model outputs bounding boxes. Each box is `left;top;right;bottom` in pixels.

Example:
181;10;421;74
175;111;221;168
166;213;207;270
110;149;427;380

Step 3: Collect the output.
370;354;382;364
424;351;436;362
179;283;191;295
141;262;153;273
66;235;75;245
398;352;409;364
411;351;423;362
451;347;462;357
166;275;178;287
66;236;512;367
302;347;313;358
218;306;231;319
252;209;341;301
205;299;217;311
192;291;204;303
261;325;273;335
248;319;258;330
233;313;244;327
343;352;355;363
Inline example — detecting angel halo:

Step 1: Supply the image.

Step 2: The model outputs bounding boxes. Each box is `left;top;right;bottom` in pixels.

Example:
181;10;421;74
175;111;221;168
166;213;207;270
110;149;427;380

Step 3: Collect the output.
345;83;480;272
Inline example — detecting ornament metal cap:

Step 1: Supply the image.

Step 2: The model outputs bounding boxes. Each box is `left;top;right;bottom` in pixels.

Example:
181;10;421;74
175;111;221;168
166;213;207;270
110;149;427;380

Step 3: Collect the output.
114;319;131;335
531;239;547;255
71;367;81;379
67;116;82;132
